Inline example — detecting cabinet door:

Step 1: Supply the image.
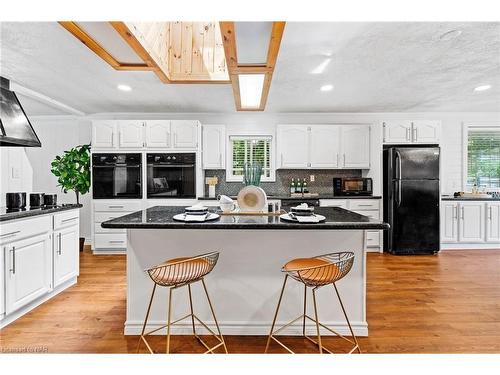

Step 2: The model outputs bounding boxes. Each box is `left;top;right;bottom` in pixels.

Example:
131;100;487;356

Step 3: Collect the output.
92;120;116;149
277;125;309;168
171;120;199;148
4;234;52;314
441;202;458;242
486;203;500;243
341;125;370;168
145;120;171;148
118;120;144;148
54;225;79;287
458;202;485;243
202;125;226;169
383;121;412;144
412;121;441;143
310;125;340;168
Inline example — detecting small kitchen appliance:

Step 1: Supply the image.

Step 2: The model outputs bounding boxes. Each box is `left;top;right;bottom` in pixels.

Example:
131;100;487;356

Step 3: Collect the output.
333;177;373;196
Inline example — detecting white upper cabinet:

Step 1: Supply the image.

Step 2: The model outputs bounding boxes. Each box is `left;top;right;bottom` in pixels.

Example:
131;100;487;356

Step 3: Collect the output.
441;201;459;243
486;202;500;243
383;121;412;144
341;125;370;168
277;125;309;168
310;126;340;168
145;120;171;148
277;124;371;169
458;202;485;243
4;233;52;314
411;121;441;143
202;125;226;169
171;120;199;149
383;120;441;144
92;120;117;149
117;120;144;148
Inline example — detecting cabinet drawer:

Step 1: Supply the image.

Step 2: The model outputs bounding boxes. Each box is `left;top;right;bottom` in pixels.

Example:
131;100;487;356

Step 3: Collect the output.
0;216;52;244
94;223;126;234
53;210;79;230
319;199;348;209
93;201;142;212
365;231;380;247
94;234;127;249
349;200;380;210
94;212;132;223
352;210;380;220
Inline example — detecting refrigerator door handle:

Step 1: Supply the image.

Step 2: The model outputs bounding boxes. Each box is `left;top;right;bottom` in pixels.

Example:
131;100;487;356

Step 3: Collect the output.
395;150;402;179
394;180;402;207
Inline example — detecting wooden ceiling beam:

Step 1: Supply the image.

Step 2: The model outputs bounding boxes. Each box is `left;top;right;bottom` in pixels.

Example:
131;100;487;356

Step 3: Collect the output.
220;21;285;111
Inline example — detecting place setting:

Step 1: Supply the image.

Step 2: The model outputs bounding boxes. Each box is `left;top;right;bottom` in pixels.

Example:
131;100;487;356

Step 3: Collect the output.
173;205;220;222
280;203;326;223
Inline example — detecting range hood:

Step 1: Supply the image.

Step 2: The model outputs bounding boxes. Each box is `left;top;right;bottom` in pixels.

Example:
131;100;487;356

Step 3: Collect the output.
0;76;41;147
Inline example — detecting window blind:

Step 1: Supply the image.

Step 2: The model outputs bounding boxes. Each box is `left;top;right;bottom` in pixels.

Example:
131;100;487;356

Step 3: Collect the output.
230;136;272;178
467;128;500;188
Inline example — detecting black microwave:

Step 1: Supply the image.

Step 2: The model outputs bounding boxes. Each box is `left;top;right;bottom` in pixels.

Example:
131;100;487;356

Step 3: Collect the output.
333;177;373;196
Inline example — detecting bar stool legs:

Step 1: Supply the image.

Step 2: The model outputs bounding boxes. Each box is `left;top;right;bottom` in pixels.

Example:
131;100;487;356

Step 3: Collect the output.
137;278;227;354
333;283;361;353
265;275;289;353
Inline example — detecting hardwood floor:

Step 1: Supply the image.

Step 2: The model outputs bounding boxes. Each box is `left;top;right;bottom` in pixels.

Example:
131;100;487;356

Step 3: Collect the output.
1;248;499;353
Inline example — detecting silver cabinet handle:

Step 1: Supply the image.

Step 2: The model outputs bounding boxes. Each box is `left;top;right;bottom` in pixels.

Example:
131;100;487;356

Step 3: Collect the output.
108;205;124;209
10;246;16;274
488;206;492;220
58;232;62;255
111;133;114;146
62;217;78;223
336;153;339;166
118;131;122;146
109;240;125;244
357;204;374;207
1;230;20;238
166;131;171;147
219;153;222;167
461;206;464;220
382;122;386;142
343;154;346;167
280;153;284;167
414;127;418;142
453;206;458;219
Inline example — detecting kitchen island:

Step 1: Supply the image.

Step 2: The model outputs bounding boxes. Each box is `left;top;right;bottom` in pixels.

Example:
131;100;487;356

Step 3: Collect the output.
102;206;389;336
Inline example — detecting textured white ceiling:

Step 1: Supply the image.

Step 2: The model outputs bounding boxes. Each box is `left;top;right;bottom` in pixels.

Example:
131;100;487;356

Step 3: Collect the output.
0;21;499;115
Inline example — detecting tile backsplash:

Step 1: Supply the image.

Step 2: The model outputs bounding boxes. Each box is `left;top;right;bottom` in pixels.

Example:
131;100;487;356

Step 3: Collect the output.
203;169;362;197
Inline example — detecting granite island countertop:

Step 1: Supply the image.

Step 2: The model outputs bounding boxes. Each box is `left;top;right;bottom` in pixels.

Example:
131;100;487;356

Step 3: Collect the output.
0;204;82;222
441;195;500;201
198;195;382;200
101;205;389;230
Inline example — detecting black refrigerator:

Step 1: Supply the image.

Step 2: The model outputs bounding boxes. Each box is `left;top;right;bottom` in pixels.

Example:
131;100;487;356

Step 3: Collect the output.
383;146;440;255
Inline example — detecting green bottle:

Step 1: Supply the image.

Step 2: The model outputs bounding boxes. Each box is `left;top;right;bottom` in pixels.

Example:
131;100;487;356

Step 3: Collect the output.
296;178;302;194
302;178;308;193
290;178;295;194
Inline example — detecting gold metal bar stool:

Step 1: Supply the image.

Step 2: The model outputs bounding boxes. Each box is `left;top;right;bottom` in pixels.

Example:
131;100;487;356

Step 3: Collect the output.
137;251;228;354
265;251;361;354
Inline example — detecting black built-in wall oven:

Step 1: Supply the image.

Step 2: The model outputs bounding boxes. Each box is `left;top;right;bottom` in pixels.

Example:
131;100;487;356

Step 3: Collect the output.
147;153;196;198
92;153;142;199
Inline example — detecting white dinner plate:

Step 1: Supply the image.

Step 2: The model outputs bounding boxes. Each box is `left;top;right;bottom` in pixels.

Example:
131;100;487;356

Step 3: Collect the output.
279;213;326;223
237;186;267;212
173;213;220;222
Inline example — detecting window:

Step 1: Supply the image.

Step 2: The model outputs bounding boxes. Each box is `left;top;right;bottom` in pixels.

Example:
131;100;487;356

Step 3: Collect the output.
228;136;274;181
467;128;500;189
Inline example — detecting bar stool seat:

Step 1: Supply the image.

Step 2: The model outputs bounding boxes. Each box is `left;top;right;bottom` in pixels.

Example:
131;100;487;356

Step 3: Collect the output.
137;252;228;354
265;251;361;354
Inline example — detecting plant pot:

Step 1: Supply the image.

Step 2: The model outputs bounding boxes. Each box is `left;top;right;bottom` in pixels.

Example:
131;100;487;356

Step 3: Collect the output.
79;237;85;252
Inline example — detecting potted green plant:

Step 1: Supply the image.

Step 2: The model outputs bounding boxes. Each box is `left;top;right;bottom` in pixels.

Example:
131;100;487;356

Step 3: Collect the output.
51;144;91;251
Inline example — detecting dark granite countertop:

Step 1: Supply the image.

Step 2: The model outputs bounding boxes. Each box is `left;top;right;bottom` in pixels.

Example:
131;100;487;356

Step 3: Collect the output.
441;196;500;201
0;204;82;222
198;195;382;200
101;205;389;230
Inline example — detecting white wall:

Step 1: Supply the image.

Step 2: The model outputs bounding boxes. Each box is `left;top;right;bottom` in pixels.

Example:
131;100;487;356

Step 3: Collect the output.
0;147;33;207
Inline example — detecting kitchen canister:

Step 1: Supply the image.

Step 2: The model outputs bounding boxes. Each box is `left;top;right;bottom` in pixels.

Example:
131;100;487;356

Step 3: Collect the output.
44;194;58;207
6;192;27;209
29;193;45;207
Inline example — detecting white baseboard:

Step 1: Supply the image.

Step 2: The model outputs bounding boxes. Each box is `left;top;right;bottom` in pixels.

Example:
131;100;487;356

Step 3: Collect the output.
124;319;368;337
92;249;126;255
441;243;500;250
0;277;77;329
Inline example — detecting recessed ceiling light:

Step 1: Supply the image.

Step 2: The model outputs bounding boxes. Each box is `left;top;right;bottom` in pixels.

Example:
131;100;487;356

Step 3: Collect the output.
439;29;462;41
311;58;331;74
474;84;492;92
320;84;334;92
117;84;132;92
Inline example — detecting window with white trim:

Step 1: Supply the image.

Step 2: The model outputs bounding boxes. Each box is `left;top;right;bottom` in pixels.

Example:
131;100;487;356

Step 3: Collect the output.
227;136;274;181
467;127;500;189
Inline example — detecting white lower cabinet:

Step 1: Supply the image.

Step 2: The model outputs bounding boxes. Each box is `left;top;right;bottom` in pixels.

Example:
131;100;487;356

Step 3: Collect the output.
458;202;485;243
320;198;382;252
441;200;500;246
4;233;52;314
486;202;500;243
53;225;80;288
